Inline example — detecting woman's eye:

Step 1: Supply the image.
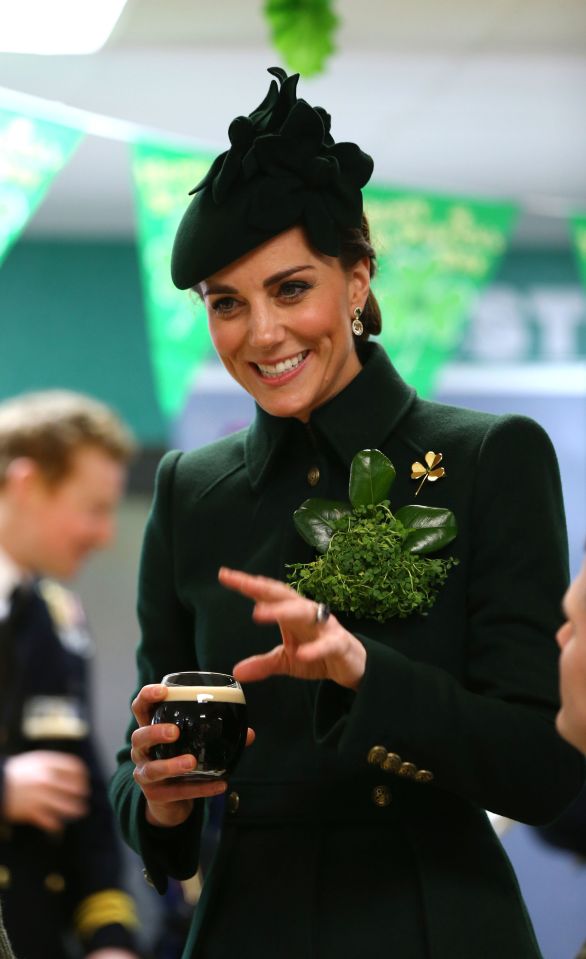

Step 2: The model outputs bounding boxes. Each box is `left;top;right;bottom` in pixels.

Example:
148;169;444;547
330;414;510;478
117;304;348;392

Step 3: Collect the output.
279;280;310;299
211;296;238;315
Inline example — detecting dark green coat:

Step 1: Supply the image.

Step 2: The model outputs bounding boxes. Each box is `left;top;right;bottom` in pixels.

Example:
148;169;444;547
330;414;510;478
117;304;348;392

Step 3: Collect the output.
111;343;584;959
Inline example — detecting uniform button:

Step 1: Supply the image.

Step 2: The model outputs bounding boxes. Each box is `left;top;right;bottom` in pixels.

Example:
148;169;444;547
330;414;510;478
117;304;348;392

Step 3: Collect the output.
307;466;320;487
44;873;65;893
372;785;392;808
367;745;387;767
227;791;240;814
142;868;155;888
382;752;402;773
0;866;10;889
398;762;417;779
415;769;434;784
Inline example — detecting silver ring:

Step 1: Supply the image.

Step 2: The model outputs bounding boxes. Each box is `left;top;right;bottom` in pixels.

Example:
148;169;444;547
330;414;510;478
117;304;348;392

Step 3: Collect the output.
314;603;330;625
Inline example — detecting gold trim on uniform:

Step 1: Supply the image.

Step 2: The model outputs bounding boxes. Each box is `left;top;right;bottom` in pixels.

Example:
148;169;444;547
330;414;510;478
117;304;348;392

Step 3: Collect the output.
73;889;139;938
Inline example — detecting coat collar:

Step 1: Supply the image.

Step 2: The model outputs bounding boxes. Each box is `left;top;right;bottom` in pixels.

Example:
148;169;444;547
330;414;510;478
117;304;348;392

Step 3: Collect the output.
244;343;417;490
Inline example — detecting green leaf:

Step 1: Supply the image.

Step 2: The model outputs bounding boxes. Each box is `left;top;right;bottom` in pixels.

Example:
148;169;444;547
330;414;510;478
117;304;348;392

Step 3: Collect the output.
395;505;457;555
349;449;396;507
293;498;352;553
264;0;339;77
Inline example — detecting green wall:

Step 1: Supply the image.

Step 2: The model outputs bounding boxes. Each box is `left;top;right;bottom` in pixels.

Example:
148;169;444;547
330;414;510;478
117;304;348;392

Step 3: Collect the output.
0;239;167;444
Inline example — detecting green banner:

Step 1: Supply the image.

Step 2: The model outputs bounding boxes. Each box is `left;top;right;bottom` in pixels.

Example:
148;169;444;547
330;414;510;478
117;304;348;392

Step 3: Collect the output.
570;214;586;290
0;109;82;268
131;143;215;419
364;188;517;396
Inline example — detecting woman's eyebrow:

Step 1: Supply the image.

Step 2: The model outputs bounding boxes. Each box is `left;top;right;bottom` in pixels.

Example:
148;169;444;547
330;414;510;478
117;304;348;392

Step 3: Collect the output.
263;265;315;288
202;282;237;296
203;264;316;297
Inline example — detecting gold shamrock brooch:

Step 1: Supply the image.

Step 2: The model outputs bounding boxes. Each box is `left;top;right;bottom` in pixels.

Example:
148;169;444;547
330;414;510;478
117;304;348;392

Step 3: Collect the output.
411;452;446;496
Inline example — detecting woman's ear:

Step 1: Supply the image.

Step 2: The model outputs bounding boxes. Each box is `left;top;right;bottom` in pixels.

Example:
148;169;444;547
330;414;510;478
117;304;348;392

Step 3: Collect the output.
348;256;371;312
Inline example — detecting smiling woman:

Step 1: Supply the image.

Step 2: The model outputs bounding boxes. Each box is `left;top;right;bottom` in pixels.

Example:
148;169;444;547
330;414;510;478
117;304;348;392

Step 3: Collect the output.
110;66;584;959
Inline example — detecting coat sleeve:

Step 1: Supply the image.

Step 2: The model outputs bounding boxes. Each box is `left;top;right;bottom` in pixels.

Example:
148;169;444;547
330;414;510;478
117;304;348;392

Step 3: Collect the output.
109;451;205;894
314;414;585;825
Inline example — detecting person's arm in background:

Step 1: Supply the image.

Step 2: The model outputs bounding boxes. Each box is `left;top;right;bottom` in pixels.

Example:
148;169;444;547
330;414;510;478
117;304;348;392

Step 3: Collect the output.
63;635;142;959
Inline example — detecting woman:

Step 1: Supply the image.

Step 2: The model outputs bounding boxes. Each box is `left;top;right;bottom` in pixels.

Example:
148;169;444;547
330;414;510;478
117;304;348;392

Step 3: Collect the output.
111;68;584;958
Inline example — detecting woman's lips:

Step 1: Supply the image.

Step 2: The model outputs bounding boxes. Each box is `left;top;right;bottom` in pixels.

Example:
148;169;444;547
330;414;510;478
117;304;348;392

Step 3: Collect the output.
251;350;311;385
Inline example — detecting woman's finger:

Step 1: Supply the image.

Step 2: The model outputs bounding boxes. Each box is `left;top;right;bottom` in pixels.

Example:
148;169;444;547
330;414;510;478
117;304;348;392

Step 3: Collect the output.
219;567;293;602
294;634;343;663
143;778;228;806
233;646;288;683
252;599;318;626
131;684;168;727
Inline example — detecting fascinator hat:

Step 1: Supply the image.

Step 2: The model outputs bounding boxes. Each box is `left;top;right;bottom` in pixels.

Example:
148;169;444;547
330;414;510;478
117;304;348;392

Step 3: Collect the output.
171;66;374;290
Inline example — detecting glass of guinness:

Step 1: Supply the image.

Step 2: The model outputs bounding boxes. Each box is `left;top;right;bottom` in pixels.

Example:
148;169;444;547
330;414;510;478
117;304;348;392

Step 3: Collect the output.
22;695;89;749
151;671;247;781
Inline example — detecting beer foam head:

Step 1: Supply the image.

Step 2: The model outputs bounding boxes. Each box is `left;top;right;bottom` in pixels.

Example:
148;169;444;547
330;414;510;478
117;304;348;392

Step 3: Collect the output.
22;714;88;739
162;684;245;705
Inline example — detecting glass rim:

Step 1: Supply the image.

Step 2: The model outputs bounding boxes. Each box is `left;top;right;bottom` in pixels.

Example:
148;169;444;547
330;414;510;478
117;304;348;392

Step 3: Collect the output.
161;670;241;687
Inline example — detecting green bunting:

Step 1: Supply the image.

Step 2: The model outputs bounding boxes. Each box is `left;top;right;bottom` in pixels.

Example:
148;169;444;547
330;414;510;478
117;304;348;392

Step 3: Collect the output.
570;214;586;290
0;109;82;269
365;188;517;396
131;142;215;419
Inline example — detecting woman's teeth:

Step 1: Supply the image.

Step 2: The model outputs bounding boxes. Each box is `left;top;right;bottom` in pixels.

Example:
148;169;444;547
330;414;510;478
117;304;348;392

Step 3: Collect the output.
257;351;308;377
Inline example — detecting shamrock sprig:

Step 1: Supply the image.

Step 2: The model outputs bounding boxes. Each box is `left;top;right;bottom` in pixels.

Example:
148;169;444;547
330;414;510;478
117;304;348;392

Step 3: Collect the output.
287;449;458;622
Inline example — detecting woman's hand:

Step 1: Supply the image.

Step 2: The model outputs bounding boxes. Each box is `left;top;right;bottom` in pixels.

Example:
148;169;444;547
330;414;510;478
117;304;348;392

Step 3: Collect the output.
130;683;254;829
219;567;366;690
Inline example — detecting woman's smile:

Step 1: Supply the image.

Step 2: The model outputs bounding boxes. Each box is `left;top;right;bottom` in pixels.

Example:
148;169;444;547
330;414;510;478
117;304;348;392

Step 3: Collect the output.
252;349;311;384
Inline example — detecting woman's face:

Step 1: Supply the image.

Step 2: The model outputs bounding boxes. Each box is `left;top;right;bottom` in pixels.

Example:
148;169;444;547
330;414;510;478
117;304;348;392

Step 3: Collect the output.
200;227;370;421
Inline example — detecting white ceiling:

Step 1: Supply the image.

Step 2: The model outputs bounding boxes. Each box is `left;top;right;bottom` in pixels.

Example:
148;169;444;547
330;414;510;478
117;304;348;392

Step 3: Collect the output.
0;0;584;247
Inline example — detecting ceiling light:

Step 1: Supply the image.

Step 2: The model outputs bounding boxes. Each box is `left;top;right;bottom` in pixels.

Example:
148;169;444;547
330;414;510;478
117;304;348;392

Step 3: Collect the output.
0;0;129;55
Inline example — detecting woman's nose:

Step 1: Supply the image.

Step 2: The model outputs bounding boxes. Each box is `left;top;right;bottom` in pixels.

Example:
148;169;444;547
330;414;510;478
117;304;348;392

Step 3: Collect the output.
247;307;285;349
556;619;572;649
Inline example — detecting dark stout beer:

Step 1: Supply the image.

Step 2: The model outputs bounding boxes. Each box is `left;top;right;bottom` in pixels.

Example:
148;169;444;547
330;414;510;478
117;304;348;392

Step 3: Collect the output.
22;695;88;750
151;673;247;781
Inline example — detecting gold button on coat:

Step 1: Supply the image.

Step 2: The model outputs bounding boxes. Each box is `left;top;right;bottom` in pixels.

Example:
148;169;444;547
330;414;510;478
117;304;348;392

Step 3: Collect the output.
415;769;434;784
382;752;402;773
0;866;10;889
307;466;320;486
44;873;65;893
398;762;417;779
367;745;387;767
227;791;240;814
372;785;392;808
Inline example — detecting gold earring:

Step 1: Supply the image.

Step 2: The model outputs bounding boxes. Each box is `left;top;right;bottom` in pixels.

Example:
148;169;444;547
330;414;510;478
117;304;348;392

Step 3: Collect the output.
351;307;364;337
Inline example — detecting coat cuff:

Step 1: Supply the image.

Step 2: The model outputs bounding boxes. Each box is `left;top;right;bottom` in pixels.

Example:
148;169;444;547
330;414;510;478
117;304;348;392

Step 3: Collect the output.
134;789;204;895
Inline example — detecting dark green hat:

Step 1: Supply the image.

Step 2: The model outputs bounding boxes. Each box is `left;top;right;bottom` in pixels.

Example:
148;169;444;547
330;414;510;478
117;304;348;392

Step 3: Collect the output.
171;67;374;289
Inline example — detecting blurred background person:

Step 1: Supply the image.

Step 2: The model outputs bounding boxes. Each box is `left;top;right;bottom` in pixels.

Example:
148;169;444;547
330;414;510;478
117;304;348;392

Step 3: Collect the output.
531;556;586;959
0;391;142;959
